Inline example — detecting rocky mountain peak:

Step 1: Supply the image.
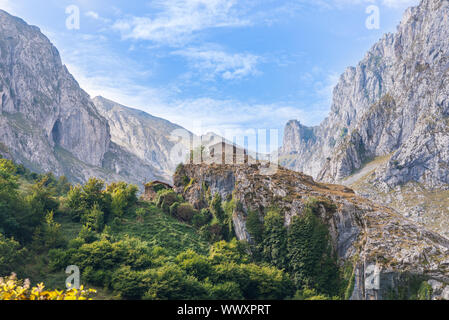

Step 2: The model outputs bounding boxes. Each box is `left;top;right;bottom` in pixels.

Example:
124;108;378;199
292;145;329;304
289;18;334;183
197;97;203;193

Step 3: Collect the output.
0;9;111;171
280;0;449;236
282;0;449;188
0;10;174;185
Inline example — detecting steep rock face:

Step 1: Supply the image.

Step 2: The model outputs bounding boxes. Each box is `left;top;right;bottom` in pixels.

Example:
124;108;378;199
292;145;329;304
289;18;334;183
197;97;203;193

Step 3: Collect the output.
93;96;189;177
175;164;449;300
0;10;169;185
0;10;110;172
281;0;449;190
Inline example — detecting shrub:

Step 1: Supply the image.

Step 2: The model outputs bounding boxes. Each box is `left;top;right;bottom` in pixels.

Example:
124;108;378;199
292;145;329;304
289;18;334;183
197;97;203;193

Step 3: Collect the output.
209;239;249;265
169;202;180;217
156;190;180;213
210;262;294;300
136;208;146;223
176;250;212;281
111;266;150;299
207;281;243;300
77;225;98;244
200;222;223;243
293;287;335;300
210;193;225;223
192;209;212;228
176;203;197;223
143;265;208;300
0;274;96;300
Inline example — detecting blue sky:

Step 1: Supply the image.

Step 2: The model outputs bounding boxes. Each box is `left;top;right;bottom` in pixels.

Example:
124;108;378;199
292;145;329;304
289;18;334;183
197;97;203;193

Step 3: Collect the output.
1;0;419;141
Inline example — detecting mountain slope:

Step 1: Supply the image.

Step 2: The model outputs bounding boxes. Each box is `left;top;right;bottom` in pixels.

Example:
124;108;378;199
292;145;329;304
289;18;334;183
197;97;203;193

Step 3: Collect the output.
174;163;449;300
0;10;168;185
93;96;190;177
280;0;449;233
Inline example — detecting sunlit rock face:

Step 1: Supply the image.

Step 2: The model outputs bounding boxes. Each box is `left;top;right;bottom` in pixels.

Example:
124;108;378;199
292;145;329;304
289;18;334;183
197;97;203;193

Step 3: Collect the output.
93;96;188;178
0;10;168;185
281;0;449;189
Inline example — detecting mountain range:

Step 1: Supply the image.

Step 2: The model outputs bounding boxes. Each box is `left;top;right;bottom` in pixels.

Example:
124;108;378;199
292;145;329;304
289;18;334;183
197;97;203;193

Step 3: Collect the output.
0;0;449;300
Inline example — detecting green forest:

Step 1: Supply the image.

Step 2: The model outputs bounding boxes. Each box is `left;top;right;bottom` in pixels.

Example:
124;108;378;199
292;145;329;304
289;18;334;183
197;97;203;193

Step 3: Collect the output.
0;157;354;300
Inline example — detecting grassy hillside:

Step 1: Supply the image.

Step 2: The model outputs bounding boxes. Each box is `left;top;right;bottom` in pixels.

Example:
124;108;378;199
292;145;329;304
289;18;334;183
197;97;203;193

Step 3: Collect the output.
0;158;296;300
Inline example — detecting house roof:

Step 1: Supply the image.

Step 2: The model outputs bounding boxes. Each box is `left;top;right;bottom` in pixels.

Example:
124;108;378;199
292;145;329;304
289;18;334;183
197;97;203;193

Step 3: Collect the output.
144;180;173;189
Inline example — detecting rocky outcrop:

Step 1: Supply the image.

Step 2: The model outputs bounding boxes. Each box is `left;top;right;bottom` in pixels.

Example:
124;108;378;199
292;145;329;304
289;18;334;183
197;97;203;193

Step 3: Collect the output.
281;0;449;190
175;164;449;300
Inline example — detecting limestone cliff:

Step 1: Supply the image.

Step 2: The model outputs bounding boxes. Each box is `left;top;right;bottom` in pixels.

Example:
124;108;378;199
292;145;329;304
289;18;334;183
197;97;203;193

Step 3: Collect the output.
174;164;449;300
280;0;449;234
281;0;449;188
0;10;169;185
93;96;189;177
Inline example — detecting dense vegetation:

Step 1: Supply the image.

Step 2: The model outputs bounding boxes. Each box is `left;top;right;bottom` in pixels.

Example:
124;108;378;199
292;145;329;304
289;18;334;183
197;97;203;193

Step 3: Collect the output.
0;159;432;300
246;200;342;299
0;158;294;300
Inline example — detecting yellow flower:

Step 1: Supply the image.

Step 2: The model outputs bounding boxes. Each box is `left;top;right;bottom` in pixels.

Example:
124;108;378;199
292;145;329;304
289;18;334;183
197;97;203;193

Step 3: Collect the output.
0;274;96;301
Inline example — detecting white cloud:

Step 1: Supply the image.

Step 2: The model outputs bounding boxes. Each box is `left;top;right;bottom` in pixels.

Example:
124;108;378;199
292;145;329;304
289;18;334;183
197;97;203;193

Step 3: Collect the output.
112;0;250;46
85;11;111;23
172;46;261;80
86;11;100;19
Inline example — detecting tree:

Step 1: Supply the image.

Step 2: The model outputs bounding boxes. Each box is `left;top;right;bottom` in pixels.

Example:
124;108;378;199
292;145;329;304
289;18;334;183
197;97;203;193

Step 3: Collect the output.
41;211;65;248
287;202;340;296
66;178;113;223
66;185;86;222
83;203;105;232
56;176;71;195
0;160;35;242
25;180;59;217
209;239;249;265
143;265;208;300
111;188;127;218
0;234;28;276
107;182;138;218
262;210;287;269
246;210;264;244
